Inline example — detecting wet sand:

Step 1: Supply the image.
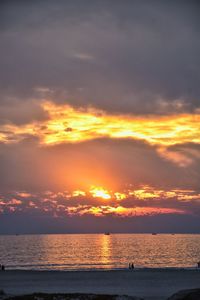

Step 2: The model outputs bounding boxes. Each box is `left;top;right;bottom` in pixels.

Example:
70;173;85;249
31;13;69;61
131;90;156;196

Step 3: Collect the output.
0;269;200;300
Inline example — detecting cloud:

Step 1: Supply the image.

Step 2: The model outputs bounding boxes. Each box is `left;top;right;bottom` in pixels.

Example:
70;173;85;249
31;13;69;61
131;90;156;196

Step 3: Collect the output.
1;185;200;226
73;53;95;61
0;101;199;148
158;143;200;167
0;98;49;125
0;0;199;114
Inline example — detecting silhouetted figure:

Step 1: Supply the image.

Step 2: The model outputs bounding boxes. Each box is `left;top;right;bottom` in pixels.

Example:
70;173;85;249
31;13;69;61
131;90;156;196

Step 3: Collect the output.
1;265;5;271
197;261;200;268
128;262;135;269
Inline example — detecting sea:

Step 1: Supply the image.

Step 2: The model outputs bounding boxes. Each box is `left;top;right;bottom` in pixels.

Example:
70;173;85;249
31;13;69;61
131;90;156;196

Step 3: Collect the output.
0;234;200;271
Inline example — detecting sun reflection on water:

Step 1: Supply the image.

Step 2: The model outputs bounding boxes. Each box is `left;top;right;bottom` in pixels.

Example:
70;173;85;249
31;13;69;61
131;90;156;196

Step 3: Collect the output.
99;234;112;267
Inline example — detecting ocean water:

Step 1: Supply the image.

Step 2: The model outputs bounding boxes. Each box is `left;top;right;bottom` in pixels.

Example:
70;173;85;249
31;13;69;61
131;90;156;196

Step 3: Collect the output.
0;234;200;270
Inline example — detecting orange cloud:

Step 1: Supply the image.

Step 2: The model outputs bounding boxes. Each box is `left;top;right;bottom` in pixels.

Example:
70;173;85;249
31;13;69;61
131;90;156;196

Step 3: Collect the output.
157;147;194;167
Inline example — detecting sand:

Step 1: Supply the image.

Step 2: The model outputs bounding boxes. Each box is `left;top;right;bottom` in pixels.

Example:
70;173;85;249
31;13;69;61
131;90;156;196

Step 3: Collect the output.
0;269;200;300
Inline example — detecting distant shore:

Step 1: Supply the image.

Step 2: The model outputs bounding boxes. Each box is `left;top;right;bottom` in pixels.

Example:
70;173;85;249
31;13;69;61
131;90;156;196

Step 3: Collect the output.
1;269;200;300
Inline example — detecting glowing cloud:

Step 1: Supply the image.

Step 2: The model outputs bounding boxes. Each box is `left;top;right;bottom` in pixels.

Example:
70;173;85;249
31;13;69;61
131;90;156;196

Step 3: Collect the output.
0;101;199;149
0;185;199;218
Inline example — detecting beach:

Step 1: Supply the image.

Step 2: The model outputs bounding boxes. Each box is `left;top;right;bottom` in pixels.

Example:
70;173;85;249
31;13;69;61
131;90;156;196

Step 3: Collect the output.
0;269;200;300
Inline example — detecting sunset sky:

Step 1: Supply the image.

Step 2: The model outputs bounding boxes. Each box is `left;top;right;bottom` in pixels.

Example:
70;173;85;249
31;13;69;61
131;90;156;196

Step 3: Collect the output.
0;0;200;233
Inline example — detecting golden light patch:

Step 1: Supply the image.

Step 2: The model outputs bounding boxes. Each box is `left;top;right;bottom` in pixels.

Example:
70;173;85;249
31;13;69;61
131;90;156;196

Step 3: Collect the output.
114;192;126;201
72;190;86;197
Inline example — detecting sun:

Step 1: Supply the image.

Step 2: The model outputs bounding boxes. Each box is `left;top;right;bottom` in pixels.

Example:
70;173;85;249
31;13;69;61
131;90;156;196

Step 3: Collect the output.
90;186;111;200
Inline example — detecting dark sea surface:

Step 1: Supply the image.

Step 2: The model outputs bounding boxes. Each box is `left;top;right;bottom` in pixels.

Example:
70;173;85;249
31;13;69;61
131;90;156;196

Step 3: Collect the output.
0;234;200;270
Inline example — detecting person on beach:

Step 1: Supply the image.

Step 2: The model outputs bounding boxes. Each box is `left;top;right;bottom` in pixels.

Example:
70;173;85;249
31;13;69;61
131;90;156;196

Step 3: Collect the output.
1;265;5;271
128;262;134;269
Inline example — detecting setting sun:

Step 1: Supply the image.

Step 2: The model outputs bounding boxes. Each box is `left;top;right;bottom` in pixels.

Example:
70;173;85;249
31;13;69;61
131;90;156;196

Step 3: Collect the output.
89;186;111;200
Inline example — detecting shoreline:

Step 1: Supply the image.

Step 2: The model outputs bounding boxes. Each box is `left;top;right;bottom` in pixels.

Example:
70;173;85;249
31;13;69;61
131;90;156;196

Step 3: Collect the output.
1;269;200;300
3;265;200;272
3;267;200;271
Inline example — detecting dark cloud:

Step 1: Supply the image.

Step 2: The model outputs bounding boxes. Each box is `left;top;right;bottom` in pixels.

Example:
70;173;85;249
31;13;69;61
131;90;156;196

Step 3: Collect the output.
0;0;199;114
0;98;49;125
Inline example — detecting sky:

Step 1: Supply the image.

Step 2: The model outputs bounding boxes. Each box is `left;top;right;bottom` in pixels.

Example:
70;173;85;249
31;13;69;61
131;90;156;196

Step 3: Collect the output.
0;0;200;234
